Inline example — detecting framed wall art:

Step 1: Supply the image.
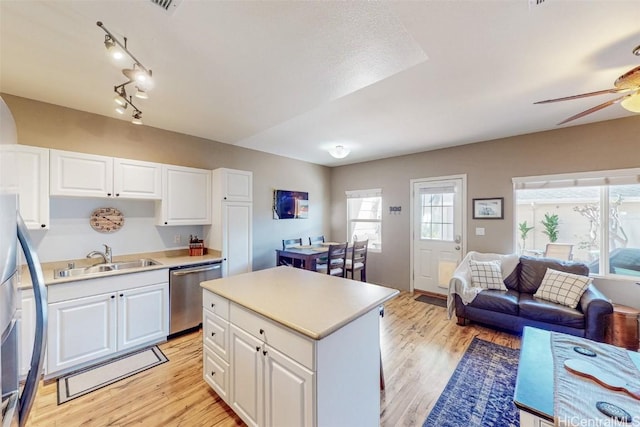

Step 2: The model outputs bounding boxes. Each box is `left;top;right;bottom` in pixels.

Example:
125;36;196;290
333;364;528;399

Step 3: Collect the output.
472;197;504;219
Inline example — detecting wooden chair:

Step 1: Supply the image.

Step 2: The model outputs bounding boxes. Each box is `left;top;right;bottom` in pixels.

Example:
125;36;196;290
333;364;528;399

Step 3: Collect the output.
281;238;303;267
315;242;348;277
544;243;574;261
346;239;368;281
308;235;325;245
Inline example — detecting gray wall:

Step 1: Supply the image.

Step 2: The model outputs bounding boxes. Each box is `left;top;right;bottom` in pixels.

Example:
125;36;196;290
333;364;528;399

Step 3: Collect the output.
331;116;640;297
3;94;331;270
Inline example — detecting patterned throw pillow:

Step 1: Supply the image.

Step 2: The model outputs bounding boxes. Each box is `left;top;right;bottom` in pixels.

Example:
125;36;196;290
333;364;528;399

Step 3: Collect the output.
534;268;592;309
469;260;504;290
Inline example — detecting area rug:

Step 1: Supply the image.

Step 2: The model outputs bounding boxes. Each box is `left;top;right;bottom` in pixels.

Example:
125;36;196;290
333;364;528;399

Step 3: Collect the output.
415;294;447;308
57;346;168;404
423;338;520;427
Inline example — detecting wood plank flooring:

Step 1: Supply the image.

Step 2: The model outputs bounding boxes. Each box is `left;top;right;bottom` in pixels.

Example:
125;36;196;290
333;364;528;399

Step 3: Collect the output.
26;292;520;426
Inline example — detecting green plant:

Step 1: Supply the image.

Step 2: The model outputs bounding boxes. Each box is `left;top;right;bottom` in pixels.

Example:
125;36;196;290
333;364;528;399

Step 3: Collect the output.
541;213;559;243
518;221;535;250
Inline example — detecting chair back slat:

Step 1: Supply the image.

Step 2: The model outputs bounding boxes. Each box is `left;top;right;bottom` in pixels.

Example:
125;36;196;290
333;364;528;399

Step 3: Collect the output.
283;238;303;250
347;239;368;281
309;235;325;245
323;242;348;277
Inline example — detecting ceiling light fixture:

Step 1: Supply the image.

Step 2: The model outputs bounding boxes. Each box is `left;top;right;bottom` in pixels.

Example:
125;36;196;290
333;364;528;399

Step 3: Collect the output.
621;91;640;113
329;145;350;159
97;21;153;125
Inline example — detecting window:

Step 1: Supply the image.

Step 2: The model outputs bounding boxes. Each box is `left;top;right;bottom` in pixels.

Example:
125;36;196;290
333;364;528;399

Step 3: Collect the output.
418;185;456;241
346;189;382;252
513;169;640;278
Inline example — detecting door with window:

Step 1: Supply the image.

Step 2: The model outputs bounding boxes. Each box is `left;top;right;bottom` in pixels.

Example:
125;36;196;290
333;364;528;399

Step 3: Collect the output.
412;177;465;294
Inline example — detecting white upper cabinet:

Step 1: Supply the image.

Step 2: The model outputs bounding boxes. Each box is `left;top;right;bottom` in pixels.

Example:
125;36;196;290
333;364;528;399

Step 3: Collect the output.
214;168;252;202
113;157;162;199
11;145;49;229
157;164;211;225
50;150;113;198
50;150;162;199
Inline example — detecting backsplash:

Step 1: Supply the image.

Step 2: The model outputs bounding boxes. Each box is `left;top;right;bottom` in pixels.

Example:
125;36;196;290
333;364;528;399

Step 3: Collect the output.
27;198;203;263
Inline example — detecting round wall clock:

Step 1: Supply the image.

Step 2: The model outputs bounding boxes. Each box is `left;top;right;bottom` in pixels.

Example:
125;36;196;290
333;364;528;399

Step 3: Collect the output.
90;207;124;233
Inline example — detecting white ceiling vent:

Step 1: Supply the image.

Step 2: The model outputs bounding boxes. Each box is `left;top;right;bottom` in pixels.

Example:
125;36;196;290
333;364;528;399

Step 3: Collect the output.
150;0;183;14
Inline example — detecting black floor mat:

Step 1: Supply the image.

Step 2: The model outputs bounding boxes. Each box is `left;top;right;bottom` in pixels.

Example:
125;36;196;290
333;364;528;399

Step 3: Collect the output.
415;294;447;308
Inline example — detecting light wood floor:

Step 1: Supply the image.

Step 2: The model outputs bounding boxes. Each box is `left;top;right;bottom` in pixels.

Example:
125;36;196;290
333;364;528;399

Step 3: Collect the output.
27;292;521;426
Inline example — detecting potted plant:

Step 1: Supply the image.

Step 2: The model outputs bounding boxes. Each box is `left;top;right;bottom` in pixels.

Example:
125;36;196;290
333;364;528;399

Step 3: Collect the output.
541;213;559;243
518;221;535;253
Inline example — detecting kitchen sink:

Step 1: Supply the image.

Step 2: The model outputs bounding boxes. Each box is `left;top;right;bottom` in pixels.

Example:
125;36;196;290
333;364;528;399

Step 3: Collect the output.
54;258;162;279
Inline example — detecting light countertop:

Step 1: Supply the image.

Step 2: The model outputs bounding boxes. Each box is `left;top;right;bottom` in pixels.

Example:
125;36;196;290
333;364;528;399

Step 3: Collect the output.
201;266;399;340
19;249;223;289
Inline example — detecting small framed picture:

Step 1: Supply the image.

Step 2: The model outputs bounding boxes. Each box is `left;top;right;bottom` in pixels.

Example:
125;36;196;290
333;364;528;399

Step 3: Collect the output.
473;197;504;219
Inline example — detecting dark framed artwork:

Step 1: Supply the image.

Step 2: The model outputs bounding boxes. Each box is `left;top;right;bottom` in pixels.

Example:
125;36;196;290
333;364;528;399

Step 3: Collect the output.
472;197;504;219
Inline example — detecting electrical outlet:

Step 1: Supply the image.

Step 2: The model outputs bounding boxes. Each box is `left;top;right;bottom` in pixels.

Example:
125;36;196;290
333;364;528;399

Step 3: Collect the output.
174;234;181;244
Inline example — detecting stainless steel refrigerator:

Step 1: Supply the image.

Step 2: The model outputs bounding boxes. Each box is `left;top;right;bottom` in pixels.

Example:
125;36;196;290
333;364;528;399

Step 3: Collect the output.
1;97;48;426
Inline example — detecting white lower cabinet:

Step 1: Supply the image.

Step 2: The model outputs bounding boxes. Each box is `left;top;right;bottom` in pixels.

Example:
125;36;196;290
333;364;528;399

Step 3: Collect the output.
19;288;36;378
47;270;169;378
203;290;314;427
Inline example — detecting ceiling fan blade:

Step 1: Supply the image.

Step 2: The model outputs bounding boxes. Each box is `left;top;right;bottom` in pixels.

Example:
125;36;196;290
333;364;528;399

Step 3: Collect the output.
557;94;626;125
535;87;631;104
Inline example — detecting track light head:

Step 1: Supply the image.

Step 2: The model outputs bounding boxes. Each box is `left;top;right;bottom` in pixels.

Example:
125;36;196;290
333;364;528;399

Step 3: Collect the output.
134;87;148;99
131;110;143;125
115;104;127;114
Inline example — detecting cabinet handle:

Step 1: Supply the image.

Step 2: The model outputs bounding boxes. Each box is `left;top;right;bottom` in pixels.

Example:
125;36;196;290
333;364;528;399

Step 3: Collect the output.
120;293;124;297
40;224;46;228
259;329;264;335
262;350;268;356
255;346;260;352
211;332;216;337
211;371;215;376
115;193;120;197
211;303;215;308
164;222;168;225
107;193;112;196
111;295;115;299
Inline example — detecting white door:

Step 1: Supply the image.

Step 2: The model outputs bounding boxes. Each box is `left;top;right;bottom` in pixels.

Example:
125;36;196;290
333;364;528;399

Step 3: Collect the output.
223;202;252;277
411;177;465;295
117;283;168;351
48;293;117;374
230;324;263;427
263;345;314;427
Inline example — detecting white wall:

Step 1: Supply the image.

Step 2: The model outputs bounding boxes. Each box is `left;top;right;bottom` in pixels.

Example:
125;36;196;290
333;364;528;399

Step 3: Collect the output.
29;197;202;262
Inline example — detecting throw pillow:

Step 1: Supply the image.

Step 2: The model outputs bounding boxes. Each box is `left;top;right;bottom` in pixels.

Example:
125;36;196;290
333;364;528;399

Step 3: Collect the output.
534;268;592;309
469;260;504;290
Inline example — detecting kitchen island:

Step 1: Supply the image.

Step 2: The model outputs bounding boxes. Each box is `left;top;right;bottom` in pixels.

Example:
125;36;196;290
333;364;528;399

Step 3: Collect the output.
201;266;399;427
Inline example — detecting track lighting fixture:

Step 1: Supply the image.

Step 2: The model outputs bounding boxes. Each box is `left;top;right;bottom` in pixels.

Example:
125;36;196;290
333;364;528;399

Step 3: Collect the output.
97;21;153;125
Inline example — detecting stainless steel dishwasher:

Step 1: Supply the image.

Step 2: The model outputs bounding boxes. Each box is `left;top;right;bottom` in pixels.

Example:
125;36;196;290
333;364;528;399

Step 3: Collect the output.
169;261;222;336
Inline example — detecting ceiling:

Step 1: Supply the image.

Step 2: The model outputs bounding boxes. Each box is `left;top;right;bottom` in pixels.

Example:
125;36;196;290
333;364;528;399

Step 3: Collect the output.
1;1;639;167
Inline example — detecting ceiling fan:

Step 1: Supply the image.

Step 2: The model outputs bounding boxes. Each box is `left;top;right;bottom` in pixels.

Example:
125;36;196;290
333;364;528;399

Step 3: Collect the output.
535;44;640;125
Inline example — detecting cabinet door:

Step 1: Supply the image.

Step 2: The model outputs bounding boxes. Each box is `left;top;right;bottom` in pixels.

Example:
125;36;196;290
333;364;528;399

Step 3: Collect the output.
13;146;49;229
50;150;113;197
264;345;314;427
47;293;117;374
230;324;263;427
113;158;162;199
223;202;252;277
158;165;211;225
19;289;36;378
204;346;230;403
117;283;168;351
218;168;252;202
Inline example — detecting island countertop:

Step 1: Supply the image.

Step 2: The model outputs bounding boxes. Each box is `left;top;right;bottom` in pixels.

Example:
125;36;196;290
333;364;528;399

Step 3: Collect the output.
200;266;399;340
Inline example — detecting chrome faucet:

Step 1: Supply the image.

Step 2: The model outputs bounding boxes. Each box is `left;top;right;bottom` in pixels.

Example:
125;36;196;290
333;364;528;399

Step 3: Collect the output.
86;244;112;264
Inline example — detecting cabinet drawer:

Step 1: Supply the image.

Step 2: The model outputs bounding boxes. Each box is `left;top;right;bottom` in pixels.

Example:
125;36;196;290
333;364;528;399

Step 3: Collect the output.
203;290;229;320
203;346;229;403
203;309;229;361
230;303;314;370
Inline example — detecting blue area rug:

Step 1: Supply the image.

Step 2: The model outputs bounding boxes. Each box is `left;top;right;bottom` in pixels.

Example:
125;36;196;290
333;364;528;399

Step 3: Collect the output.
423;338;520;427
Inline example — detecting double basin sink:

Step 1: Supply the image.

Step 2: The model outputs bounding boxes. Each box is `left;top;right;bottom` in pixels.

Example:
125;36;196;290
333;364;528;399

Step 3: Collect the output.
54;258;161;279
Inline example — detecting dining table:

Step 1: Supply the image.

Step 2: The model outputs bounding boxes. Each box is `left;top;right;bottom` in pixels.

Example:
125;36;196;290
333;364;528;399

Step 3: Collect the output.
276;242;345;271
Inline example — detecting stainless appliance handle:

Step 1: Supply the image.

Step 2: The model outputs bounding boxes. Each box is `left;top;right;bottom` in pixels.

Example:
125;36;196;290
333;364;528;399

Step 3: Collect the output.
171;264;221;276
17;213;47;427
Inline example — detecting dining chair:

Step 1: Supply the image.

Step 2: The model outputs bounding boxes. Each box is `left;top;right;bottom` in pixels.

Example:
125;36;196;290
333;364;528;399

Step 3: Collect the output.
308;235;325;245
281;238;303;267
543;243;574;261
346;239;368;282
315;242;348;277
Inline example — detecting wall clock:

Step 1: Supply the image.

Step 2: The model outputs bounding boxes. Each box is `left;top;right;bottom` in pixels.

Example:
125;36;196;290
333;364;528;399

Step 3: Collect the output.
90;207;124;233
